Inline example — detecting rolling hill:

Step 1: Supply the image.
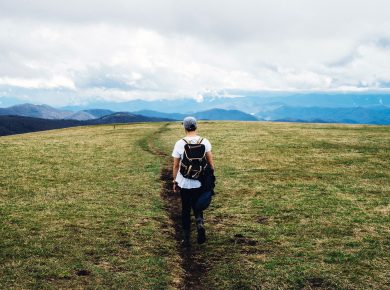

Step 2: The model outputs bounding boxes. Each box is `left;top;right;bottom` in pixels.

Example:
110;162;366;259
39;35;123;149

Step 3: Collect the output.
90;112;173;124
0;113;174;136
0;115;84;136
1;122;389;289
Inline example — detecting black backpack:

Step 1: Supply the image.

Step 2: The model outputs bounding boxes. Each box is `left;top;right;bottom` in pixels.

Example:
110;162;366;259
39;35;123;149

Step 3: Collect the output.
179;137;208;180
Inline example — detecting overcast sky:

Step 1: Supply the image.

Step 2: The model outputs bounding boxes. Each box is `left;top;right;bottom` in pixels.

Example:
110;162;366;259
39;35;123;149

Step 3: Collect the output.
1;0;390;106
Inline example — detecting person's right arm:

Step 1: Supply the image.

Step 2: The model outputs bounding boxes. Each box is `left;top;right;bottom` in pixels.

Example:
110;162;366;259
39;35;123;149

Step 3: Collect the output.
173;157;180;180
172;157;180;192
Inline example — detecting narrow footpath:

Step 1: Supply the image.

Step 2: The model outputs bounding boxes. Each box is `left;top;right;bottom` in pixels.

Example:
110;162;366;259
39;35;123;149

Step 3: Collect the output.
142;123;210;290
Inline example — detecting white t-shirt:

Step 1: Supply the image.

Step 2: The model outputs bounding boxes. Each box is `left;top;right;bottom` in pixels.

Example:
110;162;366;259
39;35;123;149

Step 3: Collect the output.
172;135;212;189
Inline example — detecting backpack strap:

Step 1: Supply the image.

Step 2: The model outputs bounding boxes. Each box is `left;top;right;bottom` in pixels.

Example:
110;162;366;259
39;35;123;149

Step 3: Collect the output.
183;137;203;144
197;137;204;144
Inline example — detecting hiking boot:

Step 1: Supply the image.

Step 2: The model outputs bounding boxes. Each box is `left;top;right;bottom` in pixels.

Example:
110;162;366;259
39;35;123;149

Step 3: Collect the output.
196;220;206;244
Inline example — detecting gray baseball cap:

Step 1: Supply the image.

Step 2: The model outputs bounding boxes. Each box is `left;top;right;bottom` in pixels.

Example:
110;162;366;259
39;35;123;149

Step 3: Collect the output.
183;116;197;130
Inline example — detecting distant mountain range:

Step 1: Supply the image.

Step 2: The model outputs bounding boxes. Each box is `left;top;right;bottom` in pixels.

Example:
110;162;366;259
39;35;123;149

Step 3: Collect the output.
133;108;257;121
59;93;390;113
0;104;257;122
256;105;390;125
0;104;116;121
83;109;115;118
1;93;390;136
0;103;73;119
0;104;259;136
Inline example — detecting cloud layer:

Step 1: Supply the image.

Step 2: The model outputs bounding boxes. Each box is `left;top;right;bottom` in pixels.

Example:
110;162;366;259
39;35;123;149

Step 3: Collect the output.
1;0;390;106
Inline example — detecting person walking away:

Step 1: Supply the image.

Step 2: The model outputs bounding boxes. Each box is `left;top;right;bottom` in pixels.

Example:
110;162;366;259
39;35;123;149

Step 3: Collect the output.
172;117;215;247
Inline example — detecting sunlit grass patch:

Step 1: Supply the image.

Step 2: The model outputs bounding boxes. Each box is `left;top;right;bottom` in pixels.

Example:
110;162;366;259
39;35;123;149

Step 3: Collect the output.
0;123;181;289
159;121;390;289
1;121;389;289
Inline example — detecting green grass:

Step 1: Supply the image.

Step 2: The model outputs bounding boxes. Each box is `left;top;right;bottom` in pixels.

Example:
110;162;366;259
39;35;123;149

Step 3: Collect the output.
1;121;390;289
0;124;181;289
159;122;390;289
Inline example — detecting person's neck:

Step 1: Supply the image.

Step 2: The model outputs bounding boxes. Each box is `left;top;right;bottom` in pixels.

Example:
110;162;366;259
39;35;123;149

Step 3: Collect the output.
185;131;197;137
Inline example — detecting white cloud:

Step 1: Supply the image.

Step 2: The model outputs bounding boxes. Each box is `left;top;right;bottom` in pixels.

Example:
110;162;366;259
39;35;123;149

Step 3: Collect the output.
0;76;75;89
0;0;390;106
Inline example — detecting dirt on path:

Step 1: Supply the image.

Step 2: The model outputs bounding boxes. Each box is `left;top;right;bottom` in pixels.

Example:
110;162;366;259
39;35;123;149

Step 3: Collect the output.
142;123;211;290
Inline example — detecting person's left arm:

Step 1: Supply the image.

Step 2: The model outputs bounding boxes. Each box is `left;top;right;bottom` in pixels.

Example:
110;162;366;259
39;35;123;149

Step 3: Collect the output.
204;139;215;170
206;151;215;170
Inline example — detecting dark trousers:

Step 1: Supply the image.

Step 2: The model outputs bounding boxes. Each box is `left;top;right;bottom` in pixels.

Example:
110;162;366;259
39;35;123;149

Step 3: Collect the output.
180;187;204;231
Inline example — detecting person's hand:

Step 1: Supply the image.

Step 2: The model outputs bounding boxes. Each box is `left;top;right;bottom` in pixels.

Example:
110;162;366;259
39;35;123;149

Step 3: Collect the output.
173;181;178;193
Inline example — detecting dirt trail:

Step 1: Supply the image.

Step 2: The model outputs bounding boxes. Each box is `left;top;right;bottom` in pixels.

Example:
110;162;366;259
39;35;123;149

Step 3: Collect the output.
143;124;210;290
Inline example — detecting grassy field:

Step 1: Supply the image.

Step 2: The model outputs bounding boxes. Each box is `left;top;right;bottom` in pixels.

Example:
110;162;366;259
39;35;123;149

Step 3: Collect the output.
0;124;181;289
1;121;390;289
159;122;390;289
